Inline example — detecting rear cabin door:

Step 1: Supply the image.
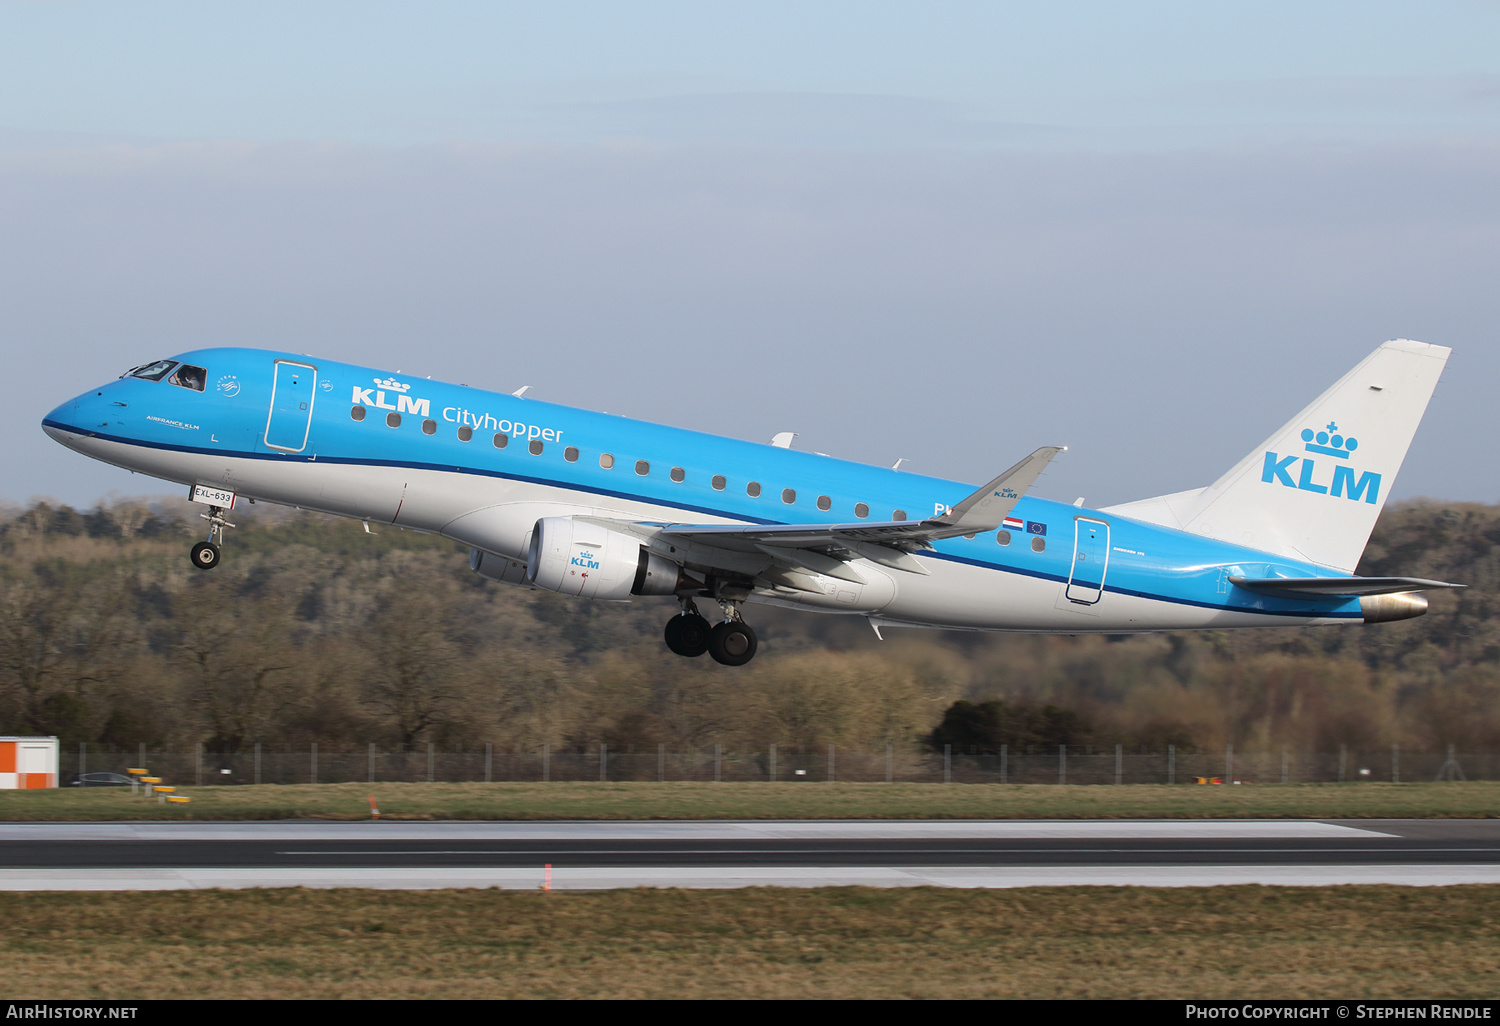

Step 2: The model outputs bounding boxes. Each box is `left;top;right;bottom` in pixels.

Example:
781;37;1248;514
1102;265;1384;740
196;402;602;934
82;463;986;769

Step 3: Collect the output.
264;360;318;452
1065;517;1110;605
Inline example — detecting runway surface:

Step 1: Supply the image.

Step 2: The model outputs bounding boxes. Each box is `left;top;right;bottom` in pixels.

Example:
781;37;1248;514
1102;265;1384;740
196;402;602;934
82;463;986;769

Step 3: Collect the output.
3;819;1499;890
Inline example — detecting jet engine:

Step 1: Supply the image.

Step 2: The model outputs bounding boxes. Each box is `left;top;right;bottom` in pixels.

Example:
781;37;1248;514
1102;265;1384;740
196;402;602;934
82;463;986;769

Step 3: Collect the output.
526;517;686;600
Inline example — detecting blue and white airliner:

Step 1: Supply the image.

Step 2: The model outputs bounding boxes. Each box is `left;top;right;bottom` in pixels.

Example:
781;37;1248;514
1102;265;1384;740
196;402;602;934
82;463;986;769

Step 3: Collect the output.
42;339;1461;665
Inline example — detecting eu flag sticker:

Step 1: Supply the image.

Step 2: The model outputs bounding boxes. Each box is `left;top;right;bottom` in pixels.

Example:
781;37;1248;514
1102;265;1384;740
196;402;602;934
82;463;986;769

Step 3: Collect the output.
1026;521;1047;536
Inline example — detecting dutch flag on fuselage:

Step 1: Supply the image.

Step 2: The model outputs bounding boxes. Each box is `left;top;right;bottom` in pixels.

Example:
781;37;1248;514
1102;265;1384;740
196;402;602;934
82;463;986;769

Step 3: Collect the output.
1002;517;1023;531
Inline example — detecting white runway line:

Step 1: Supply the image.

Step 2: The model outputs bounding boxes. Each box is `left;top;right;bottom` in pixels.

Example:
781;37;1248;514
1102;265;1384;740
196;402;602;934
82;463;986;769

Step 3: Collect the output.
2;865;1499;891
0;819;1397;841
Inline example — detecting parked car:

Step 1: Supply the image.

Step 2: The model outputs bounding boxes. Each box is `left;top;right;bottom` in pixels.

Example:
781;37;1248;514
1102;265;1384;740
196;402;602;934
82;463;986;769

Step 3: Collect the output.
67;772;135;787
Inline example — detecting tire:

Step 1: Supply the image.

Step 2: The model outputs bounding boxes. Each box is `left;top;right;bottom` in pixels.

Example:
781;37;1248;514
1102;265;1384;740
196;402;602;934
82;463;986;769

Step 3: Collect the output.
189;541;220;570
707;620;757;666
664;613;711;657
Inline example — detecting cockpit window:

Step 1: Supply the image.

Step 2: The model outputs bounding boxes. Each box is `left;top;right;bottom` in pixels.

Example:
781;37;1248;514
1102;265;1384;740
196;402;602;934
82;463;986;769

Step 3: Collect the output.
169;364;207;392
126;360;178;382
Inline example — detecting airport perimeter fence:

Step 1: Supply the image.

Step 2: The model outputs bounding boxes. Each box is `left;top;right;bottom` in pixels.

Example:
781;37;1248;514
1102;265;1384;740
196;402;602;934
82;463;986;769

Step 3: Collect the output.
59;742;1496;786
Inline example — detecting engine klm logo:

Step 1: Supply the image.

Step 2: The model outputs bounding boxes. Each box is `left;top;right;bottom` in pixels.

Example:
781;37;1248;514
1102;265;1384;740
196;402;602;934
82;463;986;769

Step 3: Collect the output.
571;550;601;572
1262;422;1380;504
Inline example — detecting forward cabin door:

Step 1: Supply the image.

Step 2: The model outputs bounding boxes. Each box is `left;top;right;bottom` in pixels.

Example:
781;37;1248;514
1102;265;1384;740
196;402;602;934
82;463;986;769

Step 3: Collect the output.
1065;517;1110;605
265;360;318;452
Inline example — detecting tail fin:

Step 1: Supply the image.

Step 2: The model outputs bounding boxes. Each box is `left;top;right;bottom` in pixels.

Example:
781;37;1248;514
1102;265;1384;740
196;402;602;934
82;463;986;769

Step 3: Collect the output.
1102;339;1450;572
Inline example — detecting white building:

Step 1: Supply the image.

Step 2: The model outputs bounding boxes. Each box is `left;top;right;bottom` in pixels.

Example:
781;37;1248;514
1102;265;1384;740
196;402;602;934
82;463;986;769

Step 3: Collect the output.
0;736;59;789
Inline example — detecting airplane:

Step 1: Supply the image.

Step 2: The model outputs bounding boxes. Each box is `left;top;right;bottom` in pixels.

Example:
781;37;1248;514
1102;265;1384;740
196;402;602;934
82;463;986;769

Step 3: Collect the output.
41;339;1462;666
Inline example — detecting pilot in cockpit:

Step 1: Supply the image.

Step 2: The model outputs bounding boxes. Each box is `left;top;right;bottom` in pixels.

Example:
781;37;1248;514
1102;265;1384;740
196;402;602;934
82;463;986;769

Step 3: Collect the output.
169;365;206;392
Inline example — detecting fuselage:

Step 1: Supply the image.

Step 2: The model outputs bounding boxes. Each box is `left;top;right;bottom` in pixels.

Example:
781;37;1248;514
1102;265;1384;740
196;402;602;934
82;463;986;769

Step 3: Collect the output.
42;347;1363;632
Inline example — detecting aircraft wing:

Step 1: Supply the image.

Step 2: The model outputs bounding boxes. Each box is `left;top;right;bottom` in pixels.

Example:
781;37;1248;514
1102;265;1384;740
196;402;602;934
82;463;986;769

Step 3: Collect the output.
602;446;1065;588
1229;575;1465;597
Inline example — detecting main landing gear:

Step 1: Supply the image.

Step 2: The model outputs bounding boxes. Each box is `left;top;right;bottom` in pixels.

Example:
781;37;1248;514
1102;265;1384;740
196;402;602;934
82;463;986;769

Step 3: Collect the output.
664;598;758;666
189;505;234;570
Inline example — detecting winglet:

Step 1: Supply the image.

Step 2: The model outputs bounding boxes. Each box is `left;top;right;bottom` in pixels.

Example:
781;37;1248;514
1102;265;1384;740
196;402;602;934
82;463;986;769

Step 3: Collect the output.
928;446;1066;537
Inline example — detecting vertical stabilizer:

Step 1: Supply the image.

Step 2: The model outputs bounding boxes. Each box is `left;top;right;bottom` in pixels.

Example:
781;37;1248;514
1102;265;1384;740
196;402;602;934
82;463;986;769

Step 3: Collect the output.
1105;340;1450;572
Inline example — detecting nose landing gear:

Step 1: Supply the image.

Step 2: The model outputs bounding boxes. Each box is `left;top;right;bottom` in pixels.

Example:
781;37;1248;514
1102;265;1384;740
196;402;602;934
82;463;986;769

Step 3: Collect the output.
189;540;220;570
190;506;234;570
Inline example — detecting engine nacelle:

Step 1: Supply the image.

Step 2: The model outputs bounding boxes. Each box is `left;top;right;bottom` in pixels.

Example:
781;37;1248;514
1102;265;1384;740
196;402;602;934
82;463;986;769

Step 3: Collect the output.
526;517;684;600
469;548;530;586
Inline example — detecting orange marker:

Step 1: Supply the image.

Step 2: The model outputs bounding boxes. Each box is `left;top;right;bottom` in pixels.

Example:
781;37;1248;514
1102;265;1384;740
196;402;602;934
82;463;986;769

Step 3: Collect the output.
368;795;380;820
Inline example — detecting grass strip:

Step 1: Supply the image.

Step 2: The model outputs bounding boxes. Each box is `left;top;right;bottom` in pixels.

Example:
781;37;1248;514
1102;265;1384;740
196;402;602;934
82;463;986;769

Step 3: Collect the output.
3;780;1499;821
1;885;1496;999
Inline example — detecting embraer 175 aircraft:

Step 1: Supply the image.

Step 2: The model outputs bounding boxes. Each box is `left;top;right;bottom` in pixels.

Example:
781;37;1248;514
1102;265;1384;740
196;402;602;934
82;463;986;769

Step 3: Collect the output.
42;339;1461;666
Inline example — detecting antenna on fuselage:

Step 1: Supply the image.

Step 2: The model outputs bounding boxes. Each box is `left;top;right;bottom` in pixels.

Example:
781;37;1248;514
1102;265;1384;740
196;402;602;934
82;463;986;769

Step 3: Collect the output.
512;385;530;397
891;458;907;471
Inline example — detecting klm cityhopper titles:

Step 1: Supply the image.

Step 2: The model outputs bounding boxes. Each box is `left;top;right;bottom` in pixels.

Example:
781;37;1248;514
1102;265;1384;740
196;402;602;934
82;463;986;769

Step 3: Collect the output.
42;340;1462;666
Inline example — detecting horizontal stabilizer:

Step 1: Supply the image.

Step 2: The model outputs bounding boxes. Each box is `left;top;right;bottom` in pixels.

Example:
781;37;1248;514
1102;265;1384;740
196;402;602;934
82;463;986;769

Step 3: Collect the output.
1229;575;1464;598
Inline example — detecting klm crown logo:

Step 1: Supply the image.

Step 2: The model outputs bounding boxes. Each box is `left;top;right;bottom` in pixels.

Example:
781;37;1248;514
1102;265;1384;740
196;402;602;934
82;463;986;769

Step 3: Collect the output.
373;377;412;393
1302;422;1358;459
1262;419;1380;504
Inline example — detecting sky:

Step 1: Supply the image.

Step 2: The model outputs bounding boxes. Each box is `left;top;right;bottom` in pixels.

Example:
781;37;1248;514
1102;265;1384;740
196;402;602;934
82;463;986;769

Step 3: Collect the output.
4;1;1498;509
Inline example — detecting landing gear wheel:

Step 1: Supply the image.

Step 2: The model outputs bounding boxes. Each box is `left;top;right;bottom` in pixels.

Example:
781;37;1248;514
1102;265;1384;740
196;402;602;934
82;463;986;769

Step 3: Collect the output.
665;613;712;657
708;620;758;666
189;541;221;570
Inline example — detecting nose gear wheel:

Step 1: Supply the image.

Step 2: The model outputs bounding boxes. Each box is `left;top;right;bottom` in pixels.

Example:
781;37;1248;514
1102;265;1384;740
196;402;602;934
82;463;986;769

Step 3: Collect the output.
189;541;220;570
189;505;234;570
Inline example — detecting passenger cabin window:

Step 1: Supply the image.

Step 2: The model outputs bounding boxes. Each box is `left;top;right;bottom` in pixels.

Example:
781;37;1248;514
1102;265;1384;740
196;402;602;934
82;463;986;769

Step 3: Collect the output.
892;510;907;521
670;467;685;483
996;530;1011;546
746;482;761;498
350;406;367;422
816;495;831;511
600;453;615;469
565;446;579;462
386;412;401;428
854;502;869;519
126;360;177;382
168;365;207;392
782;488;796;504
493;433;508;448
635;460;650;476
1031;537;1046;553
422;419;437;435
529;439;544;455
457;425;472;441
711;475;726;491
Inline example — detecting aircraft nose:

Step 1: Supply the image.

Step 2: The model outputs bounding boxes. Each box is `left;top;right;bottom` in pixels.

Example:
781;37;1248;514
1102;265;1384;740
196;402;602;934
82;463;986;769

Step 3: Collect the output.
42;398;79;439
42;388;105;443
